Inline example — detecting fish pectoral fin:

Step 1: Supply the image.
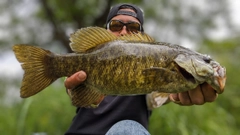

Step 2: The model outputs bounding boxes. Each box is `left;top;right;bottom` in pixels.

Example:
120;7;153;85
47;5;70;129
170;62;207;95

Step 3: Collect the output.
70;84;105;108
142;67;175;83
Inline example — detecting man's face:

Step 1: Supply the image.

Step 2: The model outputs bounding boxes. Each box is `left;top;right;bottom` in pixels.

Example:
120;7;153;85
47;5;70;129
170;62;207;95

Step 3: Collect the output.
107;9;141;37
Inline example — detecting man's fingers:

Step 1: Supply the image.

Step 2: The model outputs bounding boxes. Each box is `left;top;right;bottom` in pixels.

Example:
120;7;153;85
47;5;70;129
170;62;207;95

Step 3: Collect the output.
64;71;87;89
178;92;192;105
169;83;218;106
188;85;204;105
169;92;192;105
201;83;218;102
169;93;180;103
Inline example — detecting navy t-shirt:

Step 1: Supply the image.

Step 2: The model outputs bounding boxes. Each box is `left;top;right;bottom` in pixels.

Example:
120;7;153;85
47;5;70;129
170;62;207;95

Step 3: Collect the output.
65;95;151;135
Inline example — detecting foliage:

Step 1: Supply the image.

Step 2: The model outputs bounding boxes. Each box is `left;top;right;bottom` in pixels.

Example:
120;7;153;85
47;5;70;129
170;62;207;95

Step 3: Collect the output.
0;80;76;135
149;103;239;135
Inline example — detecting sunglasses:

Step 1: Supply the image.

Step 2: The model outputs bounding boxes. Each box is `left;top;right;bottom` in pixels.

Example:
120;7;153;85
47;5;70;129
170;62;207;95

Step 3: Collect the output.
107;20;142;32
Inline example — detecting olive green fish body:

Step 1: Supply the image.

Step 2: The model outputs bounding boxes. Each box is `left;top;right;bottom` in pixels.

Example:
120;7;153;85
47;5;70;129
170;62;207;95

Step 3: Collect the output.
86;43;190;94
49;42;196;95
12;27;226;107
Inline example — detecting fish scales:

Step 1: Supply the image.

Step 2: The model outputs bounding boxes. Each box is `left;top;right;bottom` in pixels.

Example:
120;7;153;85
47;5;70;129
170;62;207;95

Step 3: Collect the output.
12;27;226;107
51;41;194;94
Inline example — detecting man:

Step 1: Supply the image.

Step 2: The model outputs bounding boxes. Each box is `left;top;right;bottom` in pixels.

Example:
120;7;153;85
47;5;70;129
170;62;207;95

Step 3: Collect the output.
64;3;218;135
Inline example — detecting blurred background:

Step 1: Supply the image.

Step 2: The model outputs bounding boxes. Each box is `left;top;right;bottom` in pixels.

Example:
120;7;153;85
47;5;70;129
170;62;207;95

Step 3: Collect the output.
0;0;239;134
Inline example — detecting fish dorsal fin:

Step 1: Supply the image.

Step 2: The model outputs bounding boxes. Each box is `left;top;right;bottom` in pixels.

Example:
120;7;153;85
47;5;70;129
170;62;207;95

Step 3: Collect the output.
118;32;155;42
70;26;155;53
70;27;117;53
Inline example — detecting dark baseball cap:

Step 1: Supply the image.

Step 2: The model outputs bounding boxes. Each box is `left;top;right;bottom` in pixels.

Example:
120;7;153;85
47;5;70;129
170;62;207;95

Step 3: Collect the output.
106;3;144;25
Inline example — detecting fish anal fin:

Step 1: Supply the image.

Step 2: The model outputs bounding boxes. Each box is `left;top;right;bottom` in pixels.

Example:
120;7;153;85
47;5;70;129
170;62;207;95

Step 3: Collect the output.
70;84;105;108
69;27;117;53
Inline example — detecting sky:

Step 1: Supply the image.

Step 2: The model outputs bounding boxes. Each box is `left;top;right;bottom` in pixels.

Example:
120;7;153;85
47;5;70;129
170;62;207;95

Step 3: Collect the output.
0;0;240;78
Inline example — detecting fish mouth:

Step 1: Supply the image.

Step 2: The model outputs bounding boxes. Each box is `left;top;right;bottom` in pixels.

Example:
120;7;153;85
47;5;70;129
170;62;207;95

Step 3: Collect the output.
175;61;226;94
177;65;196;84
210;64;226;94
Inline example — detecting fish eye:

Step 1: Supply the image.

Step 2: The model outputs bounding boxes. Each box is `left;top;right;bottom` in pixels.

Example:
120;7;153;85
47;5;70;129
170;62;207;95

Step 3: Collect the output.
203;55;211;63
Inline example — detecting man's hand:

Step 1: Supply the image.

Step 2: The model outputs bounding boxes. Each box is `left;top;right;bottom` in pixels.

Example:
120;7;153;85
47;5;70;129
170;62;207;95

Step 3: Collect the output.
169;82;218;105
146;82;218;109
64;71;87;95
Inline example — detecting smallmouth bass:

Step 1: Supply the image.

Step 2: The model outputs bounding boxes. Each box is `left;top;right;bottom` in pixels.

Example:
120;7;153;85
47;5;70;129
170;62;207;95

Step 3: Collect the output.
12;27;226;107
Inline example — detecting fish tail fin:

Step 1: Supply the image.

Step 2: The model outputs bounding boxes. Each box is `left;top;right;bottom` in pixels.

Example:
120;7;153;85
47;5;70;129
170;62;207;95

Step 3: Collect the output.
12;44;57;98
